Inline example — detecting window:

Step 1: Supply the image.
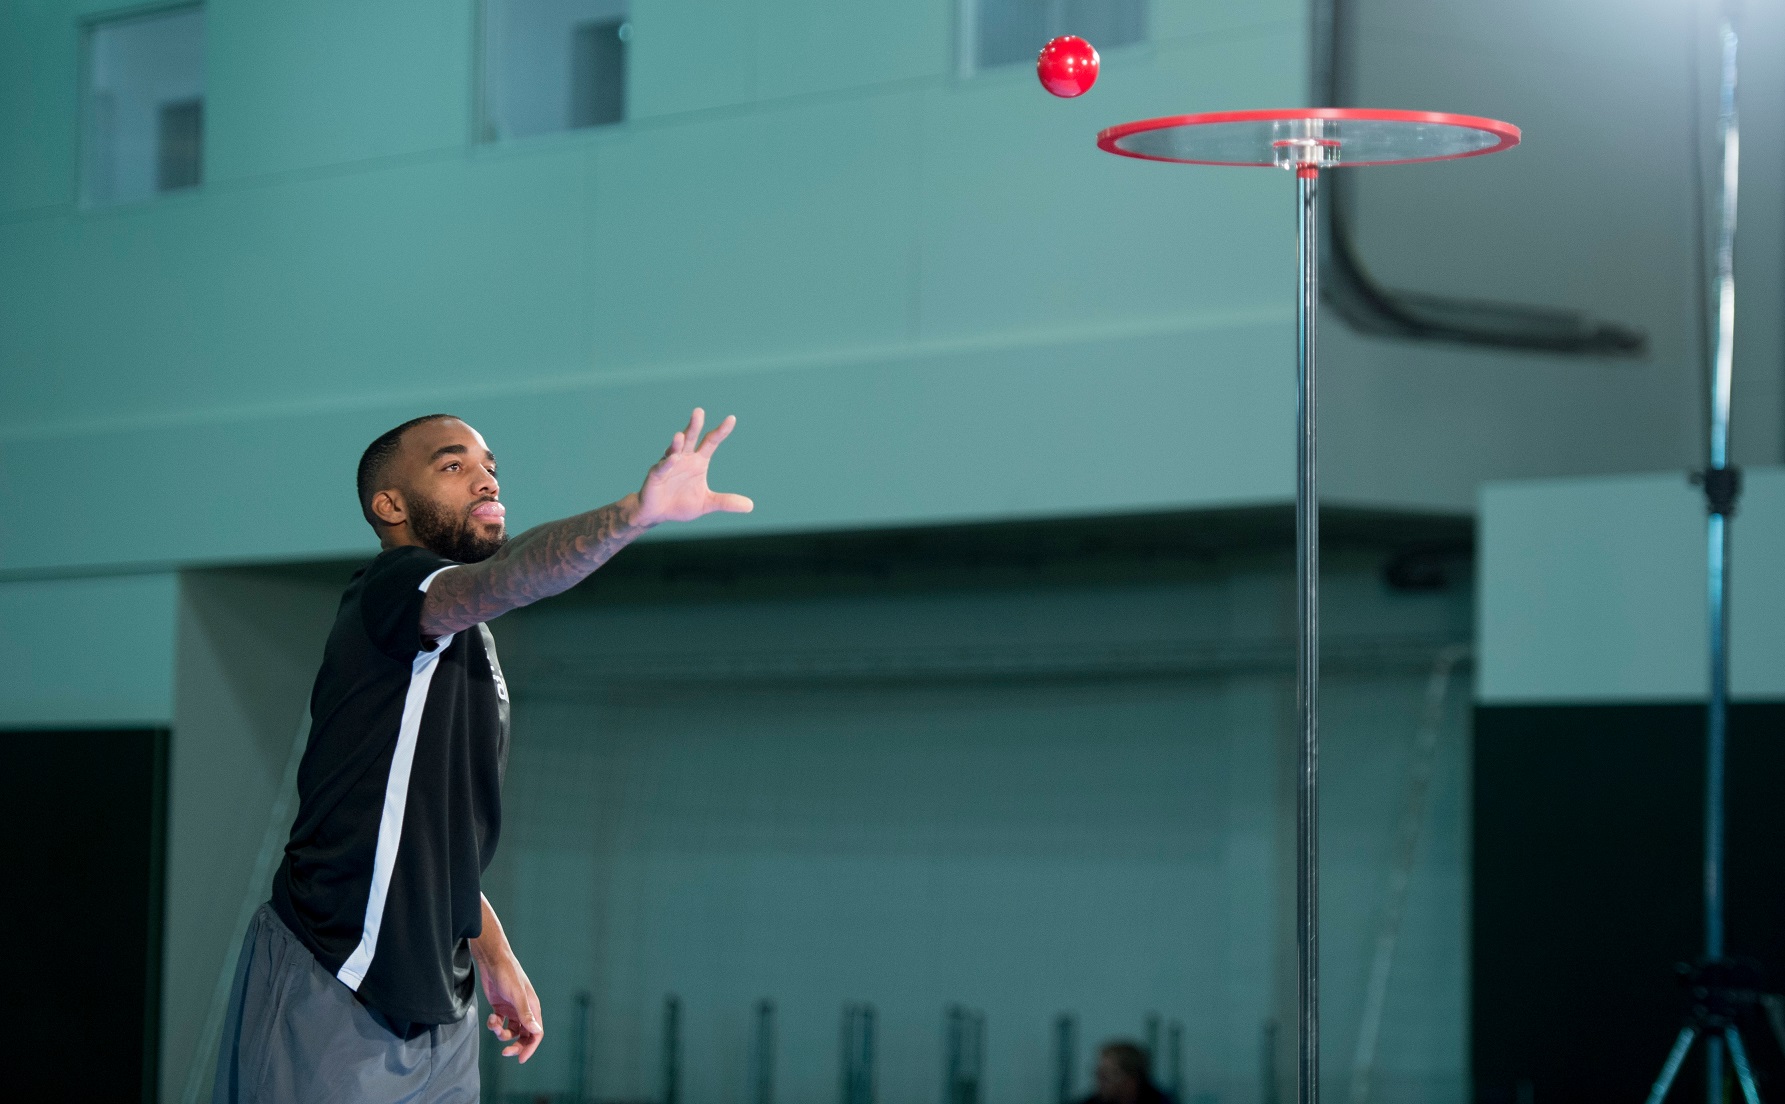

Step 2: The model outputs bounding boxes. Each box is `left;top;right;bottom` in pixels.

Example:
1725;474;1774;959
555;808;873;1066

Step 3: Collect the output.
967;0;1145;74
481;0;630;142
82;6;206;206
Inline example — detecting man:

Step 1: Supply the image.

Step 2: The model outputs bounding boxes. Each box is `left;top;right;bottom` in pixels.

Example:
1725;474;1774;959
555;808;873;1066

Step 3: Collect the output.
213;409;752;1103
1081;1042;1173;1104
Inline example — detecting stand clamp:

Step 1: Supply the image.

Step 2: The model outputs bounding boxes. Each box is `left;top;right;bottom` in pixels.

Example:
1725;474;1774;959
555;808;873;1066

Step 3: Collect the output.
1682;958;1767;1031
1693;465;1744;517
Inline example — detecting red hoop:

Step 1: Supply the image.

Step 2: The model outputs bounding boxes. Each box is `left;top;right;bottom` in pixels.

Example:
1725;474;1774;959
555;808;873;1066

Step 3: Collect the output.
1097;108;1521;168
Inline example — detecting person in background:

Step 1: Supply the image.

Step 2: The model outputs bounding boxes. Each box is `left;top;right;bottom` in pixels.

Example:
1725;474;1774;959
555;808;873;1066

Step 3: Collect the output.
1084;1041;1174;1104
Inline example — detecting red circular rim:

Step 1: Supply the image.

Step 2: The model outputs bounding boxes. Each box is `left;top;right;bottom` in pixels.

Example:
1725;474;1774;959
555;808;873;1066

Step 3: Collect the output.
1096;107;1522;167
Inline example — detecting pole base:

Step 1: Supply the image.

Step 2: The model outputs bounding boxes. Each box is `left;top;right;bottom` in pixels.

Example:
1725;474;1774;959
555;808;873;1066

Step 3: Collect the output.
1645;959;1772;1104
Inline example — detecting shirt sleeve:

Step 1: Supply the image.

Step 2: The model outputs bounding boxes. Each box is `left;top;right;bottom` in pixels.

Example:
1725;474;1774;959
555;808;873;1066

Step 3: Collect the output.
359;546;460;659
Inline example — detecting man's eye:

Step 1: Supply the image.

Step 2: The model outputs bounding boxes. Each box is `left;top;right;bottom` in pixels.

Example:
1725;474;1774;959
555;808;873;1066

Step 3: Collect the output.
445;462;459;471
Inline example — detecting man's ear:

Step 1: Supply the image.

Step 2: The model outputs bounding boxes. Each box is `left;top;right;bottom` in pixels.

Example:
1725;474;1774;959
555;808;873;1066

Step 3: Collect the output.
371;488;407;528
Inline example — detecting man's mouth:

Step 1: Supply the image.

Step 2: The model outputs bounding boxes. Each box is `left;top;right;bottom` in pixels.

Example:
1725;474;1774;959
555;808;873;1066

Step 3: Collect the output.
470;501;506;523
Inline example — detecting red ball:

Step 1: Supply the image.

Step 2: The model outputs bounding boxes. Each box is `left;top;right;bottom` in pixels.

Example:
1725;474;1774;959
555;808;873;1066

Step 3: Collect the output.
1037;35;1099;98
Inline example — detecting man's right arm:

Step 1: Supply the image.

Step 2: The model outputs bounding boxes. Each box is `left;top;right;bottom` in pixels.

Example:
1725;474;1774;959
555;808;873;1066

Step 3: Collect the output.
419;495;650;638
418;409;751;639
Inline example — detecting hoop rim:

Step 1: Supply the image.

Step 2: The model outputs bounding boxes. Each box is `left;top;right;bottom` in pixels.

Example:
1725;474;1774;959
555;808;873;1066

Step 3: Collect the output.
1096;107;1522;167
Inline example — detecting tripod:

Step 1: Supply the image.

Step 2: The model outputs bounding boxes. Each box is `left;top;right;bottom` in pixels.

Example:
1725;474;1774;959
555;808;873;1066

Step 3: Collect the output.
1644;8;1764;1104
1650;961;1766;1104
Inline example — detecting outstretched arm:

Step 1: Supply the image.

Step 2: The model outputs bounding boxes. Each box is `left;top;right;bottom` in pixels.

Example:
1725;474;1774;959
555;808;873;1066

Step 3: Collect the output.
420;409;752;638
419;496;647;637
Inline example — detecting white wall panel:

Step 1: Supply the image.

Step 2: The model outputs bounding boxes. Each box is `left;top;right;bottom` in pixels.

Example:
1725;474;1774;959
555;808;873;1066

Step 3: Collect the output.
162;567;348;1103
1479;467;1785;703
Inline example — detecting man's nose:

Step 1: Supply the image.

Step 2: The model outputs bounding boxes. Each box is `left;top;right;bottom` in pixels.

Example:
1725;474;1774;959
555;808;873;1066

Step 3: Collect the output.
474;469;499;498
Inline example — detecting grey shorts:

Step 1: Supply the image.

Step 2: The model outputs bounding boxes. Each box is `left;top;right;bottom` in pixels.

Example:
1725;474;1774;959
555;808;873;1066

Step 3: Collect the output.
212;904;478;1104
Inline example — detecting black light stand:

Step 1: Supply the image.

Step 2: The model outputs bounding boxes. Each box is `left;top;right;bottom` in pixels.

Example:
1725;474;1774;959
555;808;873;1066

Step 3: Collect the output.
1644;8;1763;1104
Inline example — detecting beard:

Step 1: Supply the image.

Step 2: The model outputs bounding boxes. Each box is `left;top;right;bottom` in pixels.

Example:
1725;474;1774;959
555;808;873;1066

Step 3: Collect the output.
405;491;507;564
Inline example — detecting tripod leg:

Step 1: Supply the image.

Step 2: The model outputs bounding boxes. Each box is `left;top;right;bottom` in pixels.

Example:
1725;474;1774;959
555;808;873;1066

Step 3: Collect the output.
1763;995;1785;1057
1647;1026;1699;1104
1711;1035;1727;1104
1724;1028;1761;1104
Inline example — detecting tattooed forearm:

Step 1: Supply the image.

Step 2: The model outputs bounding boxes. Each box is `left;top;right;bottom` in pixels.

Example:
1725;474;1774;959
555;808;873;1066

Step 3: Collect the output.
419;495;651;637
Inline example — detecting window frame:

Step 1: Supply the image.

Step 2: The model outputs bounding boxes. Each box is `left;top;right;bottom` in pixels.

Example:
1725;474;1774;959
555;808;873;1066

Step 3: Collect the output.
473;0;634;147
954;0;1150;82
77;1;208;210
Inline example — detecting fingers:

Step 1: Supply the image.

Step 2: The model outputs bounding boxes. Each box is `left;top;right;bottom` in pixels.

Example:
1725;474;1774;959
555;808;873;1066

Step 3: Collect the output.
696;414;737;456
490;1012;517;1048
503;1000;544;1062
711;492;755;514
668;408;735;458
497;1016;534;1058
489;1004;544;1061
515;1006;544;1063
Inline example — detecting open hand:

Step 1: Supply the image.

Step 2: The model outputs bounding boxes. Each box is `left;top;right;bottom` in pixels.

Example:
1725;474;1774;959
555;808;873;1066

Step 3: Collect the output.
635;408;755;526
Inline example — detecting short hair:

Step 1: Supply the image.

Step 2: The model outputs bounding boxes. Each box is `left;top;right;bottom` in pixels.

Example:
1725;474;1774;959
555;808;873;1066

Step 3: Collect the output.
1101;1042;1152;1085
356;414;458;527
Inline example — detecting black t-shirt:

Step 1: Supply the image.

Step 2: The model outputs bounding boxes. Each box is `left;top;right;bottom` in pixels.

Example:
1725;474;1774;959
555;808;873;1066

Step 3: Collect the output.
271;545;510;1025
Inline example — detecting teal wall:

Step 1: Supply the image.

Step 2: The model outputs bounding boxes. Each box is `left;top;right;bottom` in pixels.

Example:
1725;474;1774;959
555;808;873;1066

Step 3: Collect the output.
154;544;1477;1104
476;554;1475;1104
9;0;1781;575
1323;0;1785;508
0;0;1307;579
163;566;347;1104
0;572;178;726
1479;466;1785;703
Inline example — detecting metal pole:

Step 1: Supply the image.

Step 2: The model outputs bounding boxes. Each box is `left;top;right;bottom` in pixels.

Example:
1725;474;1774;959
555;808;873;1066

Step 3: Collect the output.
1295;163;1321;1104
1053;1014;1078;1104
1704;14;1740;1104
946;1006;963;1104
1262;1020;1281;1104
663;995;682;1104
1166;1020;1184;1104
572;991;592;1104
1726;1027;1762;1104
1707;504;1729;1104
754;1000;776;1104
1647;1027;1699;1104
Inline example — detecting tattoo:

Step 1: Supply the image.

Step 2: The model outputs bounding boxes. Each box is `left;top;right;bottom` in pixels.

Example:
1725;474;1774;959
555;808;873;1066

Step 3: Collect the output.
420;499;649;637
